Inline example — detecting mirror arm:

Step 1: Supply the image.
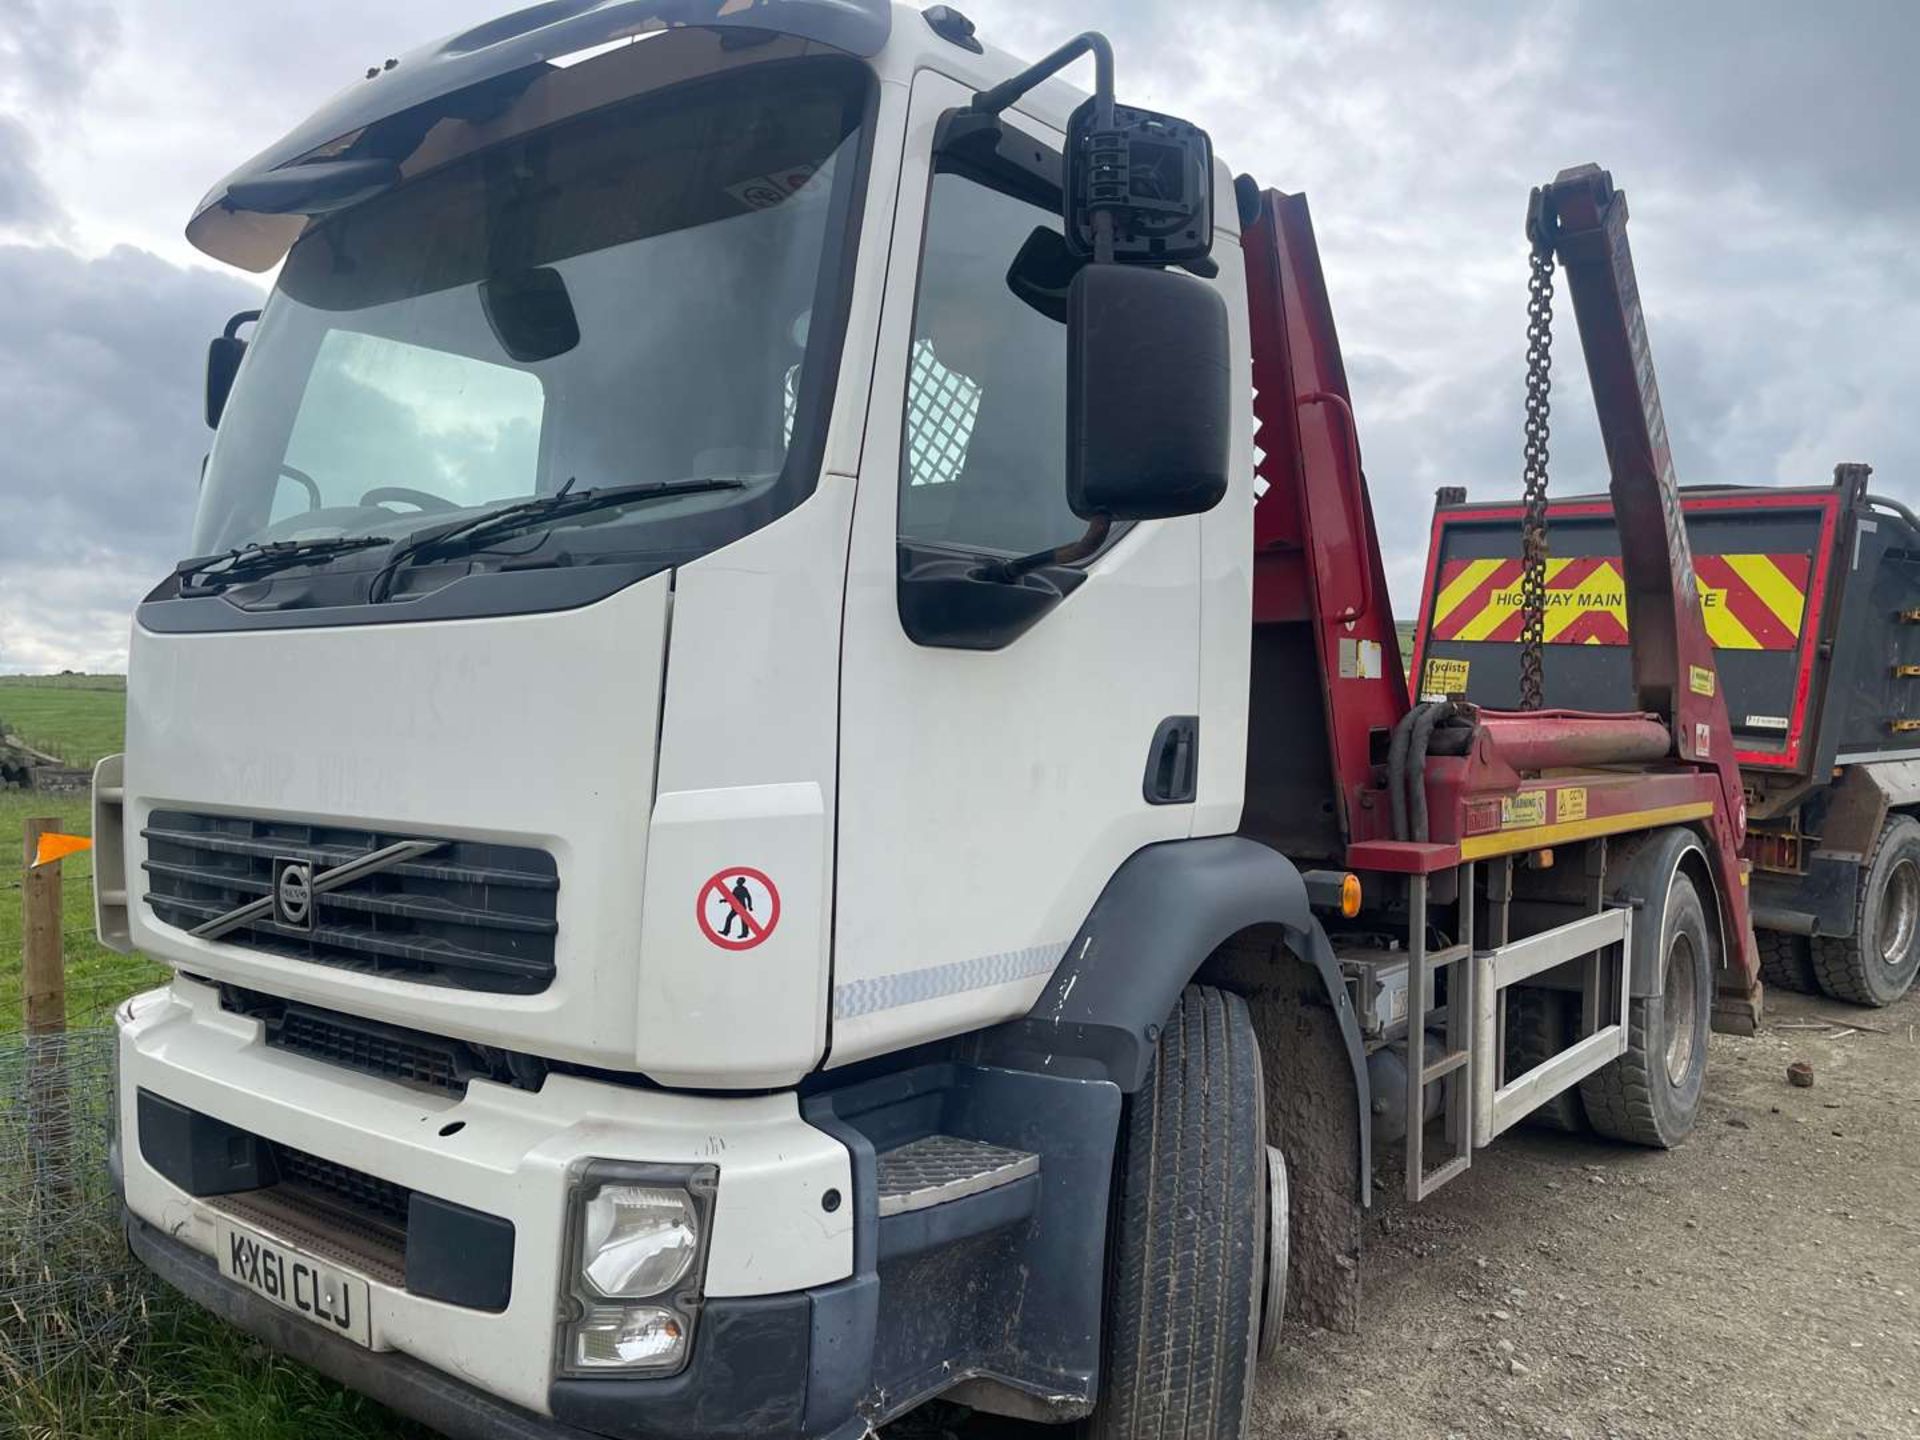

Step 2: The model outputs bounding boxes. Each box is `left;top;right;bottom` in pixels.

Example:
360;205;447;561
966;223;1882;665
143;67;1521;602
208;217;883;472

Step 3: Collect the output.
970;33;1117;264
225;309;262;340
977;514;1112;585
968;32;1113;123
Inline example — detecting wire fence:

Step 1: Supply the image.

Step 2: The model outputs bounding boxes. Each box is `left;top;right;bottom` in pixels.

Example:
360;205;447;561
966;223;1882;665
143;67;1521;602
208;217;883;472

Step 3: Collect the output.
0;1026;148;1391
0;943;165;1038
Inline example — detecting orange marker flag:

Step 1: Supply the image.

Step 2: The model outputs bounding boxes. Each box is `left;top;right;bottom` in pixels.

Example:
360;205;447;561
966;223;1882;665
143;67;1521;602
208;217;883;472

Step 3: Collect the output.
31;832;93;868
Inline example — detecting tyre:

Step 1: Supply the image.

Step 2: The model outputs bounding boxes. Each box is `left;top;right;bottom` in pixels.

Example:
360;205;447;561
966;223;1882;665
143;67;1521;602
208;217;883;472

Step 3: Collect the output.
1504;985;1587;1133
1580;871;1713;1148
1088;986;1265;1440
1755;928;1819;994
1811;815;1920;1007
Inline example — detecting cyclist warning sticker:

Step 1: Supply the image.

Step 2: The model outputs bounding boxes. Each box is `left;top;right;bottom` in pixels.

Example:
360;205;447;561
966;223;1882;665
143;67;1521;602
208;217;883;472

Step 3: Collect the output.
1420;656;1471;701
697;868;781;952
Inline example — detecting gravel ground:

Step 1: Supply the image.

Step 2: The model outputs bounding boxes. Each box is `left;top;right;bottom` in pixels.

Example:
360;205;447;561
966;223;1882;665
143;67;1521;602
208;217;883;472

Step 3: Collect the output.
931;983;1920;1439
1254;983;1920;1440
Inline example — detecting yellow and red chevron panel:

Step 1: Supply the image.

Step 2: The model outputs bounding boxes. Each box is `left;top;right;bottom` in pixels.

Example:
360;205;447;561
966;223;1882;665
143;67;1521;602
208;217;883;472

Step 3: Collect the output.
1428;553;1812;651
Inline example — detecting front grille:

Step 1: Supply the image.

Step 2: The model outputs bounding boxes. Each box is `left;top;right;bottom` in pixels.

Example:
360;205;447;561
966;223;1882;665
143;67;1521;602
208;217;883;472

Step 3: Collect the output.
141;1090;515;1307
275;1141;413;1230
221;985;549;1096
142;810;558;993
280;1005;461;1091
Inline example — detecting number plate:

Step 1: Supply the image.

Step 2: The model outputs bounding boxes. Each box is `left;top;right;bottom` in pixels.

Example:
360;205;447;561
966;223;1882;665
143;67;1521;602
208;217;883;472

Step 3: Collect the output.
216;1219;372;1348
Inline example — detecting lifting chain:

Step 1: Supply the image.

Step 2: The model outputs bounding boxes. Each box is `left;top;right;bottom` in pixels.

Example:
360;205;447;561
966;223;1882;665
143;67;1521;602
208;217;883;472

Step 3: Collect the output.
1518;241;1555;711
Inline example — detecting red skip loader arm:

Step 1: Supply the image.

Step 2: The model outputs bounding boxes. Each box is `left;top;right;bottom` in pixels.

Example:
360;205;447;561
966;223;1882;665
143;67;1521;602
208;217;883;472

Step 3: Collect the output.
1535;166;1743;815
1536;164;1760;1006
1243;188;1408;855
1241;169;1761;1021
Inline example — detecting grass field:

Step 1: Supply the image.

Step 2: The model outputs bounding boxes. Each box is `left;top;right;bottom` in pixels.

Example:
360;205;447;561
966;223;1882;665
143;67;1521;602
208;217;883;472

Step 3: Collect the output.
0;678;418;1439
0;677;148;1033
0;675;127;770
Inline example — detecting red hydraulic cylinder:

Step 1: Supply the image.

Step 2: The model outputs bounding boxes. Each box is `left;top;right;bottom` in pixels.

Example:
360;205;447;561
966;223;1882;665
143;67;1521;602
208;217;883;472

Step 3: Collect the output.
1475;710;1672;771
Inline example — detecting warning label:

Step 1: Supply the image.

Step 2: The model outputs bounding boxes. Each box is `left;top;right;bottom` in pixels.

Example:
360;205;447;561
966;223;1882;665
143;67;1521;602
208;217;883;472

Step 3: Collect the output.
1555;787;1588;823
1502;790;1547;830
1429;554;1811;651
1420;656;1471;701
697;868;781;952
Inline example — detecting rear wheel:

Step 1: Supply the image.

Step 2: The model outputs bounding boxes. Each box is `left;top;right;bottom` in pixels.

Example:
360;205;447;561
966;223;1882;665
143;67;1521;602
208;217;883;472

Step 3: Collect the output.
1580;871;1712;1148
1088;986;1265;1440
1756;928;1819;994
1504;985;1587;1133
1812;815;1920;1007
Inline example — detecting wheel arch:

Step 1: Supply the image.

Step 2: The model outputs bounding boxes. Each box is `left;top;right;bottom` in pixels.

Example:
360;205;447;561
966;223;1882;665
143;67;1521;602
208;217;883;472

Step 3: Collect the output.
1606;825;1723;998
980;836;1372;1204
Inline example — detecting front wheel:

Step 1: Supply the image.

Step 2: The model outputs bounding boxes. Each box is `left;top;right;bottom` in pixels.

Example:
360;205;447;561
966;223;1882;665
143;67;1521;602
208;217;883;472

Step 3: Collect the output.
1087;986;1265;1440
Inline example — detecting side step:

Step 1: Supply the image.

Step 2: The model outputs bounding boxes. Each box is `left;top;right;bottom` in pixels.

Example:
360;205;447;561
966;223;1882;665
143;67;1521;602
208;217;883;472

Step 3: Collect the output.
876;1136;1038;1216
1403;862;1634;1202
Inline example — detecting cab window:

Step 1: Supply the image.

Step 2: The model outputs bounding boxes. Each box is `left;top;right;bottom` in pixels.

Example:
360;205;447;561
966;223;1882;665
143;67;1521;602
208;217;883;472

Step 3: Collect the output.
898;169;1082;557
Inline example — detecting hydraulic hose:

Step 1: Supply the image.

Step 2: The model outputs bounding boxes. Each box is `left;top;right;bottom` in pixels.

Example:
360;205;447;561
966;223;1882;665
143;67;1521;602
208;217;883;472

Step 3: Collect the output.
1387;706;1419;841
1407;701;1464;844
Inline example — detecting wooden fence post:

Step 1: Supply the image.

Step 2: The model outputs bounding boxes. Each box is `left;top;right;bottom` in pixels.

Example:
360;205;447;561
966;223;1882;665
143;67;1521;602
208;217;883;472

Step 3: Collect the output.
22;816;66;1035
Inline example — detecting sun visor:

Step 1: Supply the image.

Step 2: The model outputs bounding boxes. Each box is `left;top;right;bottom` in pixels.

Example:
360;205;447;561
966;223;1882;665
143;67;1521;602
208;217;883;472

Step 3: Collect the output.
186;0;891;271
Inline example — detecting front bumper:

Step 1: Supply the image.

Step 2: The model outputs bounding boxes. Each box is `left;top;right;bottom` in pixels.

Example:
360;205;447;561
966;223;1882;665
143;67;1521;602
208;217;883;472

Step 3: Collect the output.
129;1215;868;1440
118;978;858;1438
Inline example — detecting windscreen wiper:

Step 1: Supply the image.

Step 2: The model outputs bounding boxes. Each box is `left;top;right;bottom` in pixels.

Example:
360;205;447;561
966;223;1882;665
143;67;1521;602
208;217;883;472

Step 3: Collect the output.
175;536;387;593
369;476;747;602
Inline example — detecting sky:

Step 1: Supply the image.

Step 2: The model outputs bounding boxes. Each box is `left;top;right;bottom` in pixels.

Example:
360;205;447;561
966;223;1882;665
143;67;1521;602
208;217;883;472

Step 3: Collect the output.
0;0;1915;672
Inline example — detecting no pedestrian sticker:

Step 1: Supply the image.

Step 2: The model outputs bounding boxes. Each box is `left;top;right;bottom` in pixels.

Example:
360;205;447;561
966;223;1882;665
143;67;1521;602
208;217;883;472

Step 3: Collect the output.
697;868;781;952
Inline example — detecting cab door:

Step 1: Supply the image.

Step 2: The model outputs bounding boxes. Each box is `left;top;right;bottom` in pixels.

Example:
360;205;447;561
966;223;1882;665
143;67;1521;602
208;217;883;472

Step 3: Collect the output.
830;71;1205;1066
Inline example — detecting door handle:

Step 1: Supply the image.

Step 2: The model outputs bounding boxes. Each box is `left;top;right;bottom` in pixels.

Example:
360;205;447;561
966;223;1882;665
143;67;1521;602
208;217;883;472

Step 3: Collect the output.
1144;716;1200;805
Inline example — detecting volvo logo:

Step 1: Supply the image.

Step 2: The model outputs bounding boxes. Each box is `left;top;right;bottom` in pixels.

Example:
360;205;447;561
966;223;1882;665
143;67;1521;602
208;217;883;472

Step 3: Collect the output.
272;858;314;931
192;838;442;944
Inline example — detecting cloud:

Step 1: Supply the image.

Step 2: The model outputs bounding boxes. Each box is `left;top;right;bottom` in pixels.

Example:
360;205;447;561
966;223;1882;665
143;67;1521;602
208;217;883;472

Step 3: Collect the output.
953;0;1920;604
0;114;61;237
0;243;262;672
1;0;1918;672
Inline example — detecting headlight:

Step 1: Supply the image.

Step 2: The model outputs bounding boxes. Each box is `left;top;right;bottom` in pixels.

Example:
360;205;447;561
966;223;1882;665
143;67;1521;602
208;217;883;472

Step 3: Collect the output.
580;1185;698;1298
572;1305;686;1370
558;1162;716;1378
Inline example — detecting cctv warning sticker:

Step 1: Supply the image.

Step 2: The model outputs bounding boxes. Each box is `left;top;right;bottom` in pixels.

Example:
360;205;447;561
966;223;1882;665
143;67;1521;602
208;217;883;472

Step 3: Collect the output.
697;868;781;952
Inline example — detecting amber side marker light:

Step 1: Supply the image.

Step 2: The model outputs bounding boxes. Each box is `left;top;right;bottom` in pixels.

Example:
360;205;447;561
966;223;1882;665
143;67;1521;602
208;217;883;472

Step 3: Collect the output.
1304;870;1363;919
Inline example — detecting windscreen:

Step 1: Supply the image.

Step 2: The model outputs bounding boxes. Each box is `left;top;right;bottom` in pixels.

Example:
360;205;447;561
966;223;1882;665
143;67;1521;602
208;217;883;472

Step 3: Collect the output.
191;58;868;591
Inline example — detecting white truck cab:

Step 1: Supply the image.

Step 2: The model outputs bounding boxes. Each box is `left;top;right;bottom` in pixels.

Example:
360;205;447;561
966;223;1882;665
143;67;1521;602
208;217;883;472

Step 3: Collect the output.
103;4;1705;1438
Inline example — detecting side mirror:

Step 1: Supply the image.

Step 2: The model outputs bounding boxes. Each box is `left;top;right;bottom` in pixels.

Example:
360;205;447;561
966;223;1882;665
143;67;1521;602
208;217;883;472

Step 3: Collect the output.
1067;264;1230;521
205;310;261;429
1065;100;1214;266
1005;225;1083;323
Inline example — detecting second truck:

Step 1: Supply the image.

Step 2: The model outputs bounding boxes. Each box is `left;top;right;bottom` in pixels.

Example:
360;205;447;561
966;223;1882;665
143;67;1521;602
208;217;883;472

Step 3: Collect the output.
99;3;1783;1438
